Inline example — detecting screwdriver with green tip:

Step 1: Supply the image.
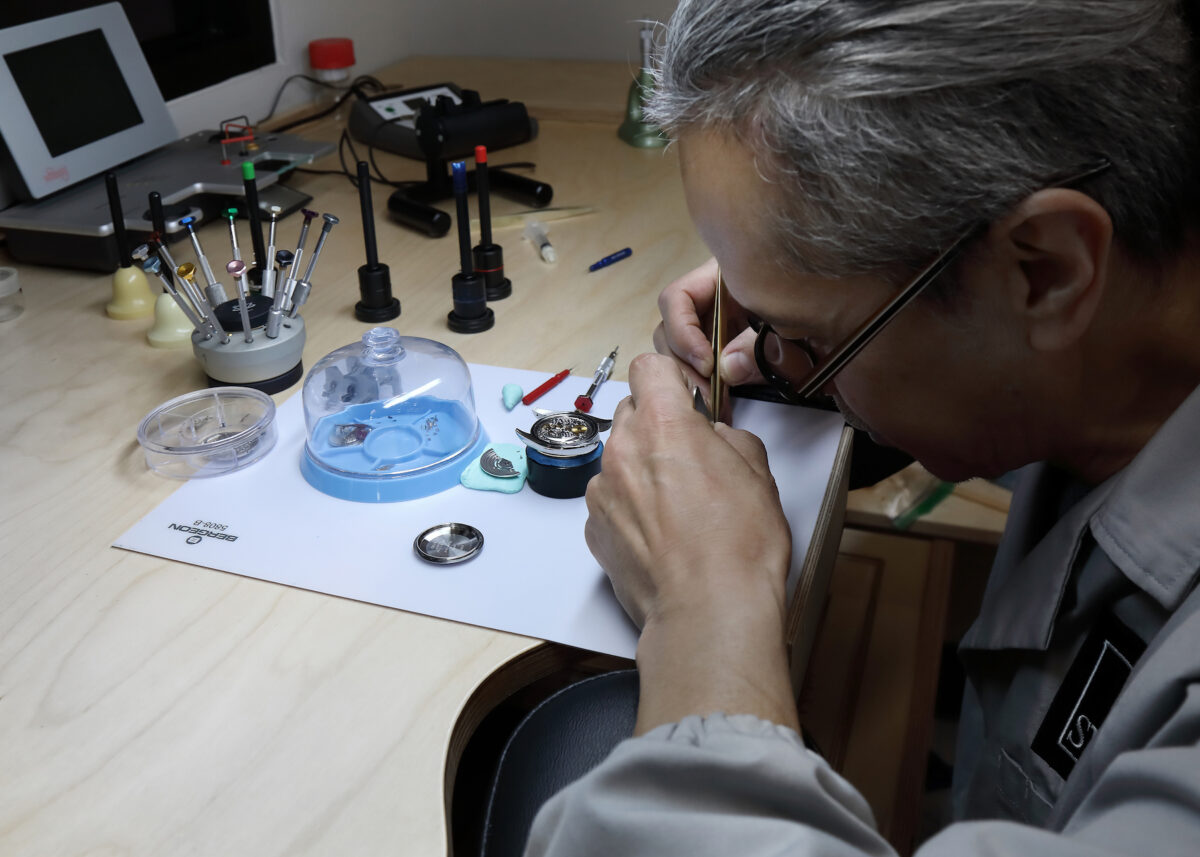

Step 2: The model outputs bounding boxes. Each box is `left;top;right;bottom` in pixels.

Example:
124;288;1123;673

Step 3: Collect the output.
226;207;241;262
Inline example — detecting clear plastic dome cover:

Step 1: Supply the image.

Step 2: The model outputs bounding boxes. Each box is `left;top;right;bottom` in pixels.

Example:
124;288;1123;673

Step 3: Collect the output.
300;327;488;501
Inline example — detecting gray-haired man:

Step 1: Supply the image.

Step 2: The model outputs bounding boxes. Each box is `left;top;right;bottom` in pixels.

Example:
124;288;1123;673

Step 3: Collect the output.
527;1;1200;855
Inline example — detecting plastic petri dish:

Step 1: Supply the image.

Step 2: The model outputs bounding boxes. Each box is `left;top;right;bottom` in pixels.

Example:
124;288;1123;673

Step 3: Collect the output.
137;387;277;479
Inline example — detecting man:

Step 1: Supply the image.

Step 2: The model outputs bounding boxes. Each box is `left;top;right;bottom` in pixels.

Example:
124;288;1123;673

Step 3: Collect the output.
524;0;1200;855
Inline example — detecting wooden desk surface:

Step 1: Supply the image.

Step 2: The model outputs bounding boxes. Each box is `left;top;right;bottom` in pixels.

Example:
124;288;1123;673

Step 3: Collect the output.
0;56;1002;855
0;56;710;856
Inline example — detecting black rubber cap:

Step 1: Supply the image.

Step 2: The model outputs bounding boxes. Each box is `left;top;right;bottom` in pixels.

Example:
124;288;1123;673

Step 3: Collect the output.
356;262;401;321
474;243;511;301
485;278;512;301
356;297;401;322
447;306;495;333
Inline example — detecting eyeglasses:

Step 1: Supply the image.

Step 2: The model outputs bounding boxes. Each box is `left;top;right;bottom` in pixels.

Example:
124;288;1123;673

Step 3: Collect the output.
752;222;980;405
751;161;1112;405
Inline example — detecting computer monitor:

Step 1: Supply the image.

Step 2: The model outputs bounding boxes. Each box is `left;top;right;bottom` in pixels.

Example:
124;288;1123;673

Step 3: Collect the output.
0;2;177;200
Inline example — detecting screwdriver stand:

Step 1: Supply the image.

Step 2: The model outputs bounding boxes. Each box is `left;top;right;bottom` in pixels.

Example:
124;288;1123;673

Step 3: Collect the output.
191;310;306;395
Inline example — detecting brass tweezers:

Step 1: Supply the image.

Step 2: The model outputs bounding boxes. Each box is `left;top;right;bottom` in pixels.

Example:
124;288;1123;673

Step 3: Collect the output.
692;269;726;423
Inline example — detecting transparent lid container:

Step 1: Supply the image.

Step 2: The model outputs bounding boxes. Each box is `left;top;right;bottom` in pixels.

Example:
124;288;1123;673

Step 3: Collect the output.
137;387;277;479
300;327;488;502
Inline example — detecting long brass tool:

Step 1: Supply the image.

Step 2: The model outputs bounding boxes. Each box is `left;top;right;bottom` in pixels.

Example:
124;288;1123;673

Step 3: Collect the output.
708;270;727;423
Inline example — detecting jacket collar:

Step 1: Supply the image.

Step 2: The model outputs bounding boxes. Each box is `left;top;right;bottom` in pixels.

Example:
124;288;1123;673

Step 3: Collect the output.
961;383;1200;652
960;462;1111;652
1090;383;1200;612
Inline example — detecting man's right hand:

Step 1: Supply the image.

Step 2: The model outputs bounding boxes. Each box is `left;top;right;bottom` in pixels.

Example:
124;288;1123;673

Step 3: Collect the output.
652;258;766;412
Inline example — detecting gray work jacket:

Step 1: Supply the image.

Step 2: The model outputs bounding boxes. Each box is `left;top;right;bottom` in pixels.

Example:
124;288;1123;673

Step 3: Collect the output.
527;384;1200;857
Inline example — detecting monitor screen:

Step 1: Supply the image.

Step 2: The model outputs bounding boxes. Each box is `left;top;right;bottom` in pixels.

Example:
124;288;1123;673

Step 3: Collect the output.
4;28;142;157
1;2;276;103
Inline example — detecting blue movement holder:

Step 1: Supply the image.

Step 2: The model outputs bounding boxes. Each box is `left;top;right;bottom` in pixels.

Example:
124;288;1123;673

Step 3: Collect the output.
525;443;604;499
301;403;489;502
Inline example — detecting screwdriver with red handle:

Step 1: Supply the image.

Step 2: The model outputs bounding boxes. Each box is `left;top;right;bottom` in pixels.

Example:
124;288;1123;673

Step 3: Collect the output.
574;346;619;413
522;367;573;406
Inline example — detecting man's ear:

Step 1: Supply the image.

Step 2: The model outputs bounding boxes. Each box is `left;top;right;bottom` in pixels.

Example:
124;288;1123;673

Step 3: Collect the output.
988;188;1112;352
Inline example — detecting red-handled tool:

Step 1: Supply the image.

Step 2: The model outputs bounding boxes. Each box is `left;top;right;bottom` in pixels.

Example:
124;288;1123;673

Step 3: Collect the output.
522;367;573;406
574;346;619;413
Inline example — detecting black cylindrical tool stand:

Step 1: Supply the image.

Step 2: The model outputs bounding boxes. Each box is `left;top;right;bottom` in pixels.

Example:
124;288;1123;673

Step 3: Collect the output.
354;161;401;322
447;160;494;334
104;172;133;269
471;146;511;301
148;191;167;237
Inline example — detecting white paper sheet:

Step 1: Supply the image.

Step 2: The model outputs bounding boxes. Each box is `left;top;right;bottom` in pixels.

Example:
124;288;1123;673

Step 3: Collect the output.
114;364;845;660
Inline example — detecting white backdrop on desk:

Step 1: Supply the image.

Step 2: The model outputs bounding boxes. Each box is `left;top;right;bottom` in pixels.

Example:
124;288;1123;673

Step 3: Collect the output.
114;364;844;660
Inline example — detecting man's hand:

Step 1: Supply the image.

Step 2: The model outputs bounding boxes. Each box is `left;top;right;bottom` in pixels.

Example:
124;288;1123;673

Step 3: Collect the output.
584;353;799;733
652;258;766;417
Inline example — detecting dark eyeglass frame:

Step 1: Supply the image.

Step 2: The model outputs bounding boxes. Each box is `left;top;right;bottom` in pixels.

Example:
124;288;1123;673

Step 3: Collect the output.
752;161;1112;405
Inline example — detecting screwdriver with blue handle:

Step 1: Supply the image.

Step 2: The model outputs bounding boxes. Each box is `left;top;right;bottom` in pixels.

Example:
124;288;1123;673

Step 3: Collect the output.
587;247;632;272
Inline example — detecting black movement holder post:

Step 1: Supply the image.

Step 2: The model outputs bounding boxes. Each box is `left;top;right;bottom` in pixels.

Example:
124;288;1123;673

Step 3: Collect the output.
471;145;511;301
386;91;553;238
104;172;133;271
354;161;401;321
447;160;494;333
241;162;269;287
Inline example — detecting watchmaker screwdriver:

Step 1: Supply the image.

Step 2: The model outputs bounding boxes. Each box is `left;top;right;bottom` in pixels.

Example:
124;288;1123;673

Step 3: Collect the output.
289;213;339;317
133;244;207;336
226;208;241;261
575;346;619;413
227;259;254;343
275;250;294;289
301;213;338;282
177;262;228;342
152;238;218;338
261;207;281;298
281;208;317;309
265;250;295;338
180;216;228;307
522;367;574;406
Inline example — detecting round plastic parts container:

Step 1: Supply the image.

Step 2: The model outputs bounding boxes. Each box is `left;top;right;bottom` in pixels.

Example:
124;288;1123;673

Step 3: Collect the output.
137;387;277;479
300;327;488;502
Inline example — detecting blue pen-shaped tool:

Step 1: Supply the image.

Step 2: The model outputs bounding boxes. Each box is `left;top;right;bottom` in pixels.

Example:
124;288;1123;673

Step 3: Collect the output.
587;247;632;272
